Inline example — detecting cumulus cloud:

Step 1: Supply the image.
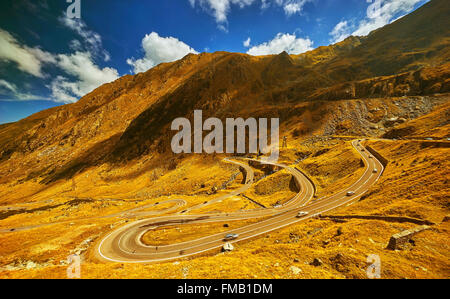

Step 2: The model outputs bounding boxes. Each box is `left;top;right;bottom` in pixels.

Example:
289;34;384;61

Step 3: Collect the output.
329;0;427;43
246;32;313;55
126;32;199;74
49;51;119;103
243;37;251;47
0;29;54;78
48;76;79;103
189;0;312;29
0;26;119;103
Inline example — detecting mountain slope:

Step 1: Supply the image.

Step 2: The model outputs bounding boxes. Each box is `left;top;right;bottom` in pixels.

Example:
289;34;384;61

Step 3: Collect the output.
0;0;449;185
317;0;450;80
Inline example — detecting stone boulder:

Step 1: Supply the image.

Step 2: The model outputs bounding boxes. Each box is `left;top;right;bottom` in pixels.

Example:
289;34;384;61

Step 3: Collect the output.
222;242;234;252
386;225;430;250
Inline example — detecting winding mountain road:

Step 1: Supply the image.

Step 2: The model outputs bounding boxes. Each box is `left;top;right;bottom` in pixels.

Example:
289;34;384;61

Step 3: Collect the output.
96;139;384;263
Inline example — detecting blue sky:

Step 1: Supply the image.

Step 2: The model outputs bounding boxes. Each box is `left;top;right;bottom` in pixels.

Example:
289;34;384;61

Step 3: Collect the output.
0;0;429;124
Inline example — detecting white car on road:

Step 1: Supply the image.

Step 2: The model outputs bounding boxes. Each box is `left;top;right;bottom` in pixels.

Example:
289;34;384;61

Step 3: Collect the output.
224;233;239;241
346;191;355;196
296;211;309;218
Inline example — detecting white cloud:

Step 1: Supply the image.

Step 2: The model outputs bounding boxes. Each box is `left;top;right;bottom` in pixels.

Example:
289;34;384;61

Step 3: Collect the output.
48;14;118;102
69;39;83;51
283;3;301;15
329;0;427;43
0;79;18;94
260;0;271;9
0;29;54;78
28;47;57;64
353;0;425;36
329;20;351;43
0;79;45;101
1;19;120;103
189;0;312;28
49;51;119;103
189;0;244;25
283;0;311;16
48;76;79;103
247;32;313;55
59;13;110;61
126;32;198;73
243;37;251;47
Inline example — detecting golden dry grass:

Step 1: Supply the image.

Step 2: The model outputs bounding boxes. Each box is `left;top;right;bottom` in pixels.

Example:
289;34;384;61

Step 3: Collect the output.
141;219;264;247
2;111;449;278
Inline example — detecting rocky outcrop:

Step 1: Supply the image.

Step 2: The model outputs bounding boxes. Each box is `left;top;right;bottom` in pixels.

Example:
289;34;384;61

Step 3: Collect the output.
309;63;450;101
319;215;434;225
222;242;234;252
310;258;323;267
386;225;431;250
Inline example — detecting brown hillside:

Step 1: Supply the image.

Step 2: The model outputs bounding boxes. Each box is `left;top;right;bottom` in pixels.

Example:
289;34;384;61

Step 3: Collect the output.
0;0;449;279
0;0;448;186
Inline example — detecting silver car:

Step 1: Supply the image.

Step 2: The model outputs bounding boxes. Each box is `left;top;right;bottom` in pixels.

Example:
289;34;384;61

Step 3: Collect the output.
224;233;239;241
296;211;309;218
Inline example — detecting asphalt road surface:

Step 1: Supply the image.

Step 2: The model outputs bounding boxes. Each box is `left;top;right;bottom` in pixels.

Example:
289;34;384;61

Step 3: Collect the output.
96;139;383;263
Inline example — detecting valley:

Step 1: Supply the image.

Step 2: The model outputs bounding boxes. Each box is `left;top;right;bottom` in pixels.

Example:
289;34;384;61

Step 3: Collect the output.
0;0;448;279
